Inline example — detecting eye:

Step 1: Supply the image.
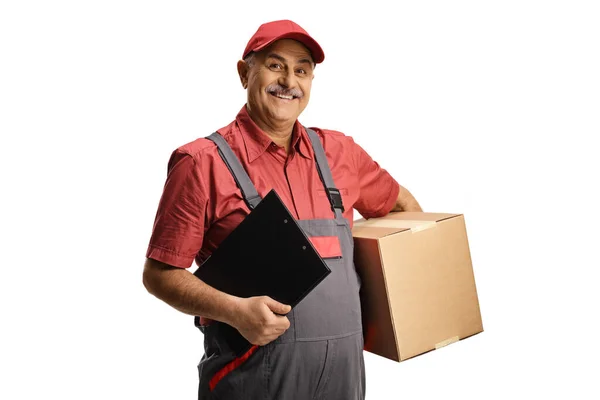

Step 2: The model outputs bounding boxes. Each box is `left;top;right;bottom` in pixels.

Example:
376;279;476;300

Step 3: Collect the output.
296;68;306;75
269;63;283;70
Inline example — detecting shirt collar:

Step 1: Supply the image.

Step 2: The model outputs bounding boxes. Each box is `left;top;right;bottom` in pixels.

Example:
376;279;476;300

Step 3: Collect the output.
236;105;313;163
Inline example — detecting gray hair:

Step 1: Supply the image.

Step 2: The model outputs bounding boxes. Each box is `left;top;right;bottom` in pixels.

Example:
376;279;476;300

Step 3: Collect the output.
244;53;256;69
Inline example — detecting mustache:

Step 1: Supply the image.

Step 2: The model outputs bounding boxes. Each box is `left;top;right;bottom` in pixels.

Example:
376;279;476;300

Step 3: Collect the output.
265;84;303;99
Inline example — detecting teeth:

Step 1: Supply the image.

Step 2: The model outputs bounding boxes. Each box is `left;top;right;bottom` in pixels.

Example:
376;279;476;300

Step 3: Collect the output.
274;93;293;100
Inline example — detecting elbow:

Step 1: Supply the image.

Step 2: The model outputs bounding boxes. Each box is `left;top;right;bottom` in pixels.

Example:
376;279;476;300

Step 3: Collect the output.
142;270;152;295
142;258;160;296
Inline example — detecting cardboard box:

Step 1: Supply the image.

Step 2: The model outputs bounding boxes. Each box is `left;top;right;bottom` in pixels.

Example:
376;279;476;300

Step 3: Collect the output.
353;212;483;362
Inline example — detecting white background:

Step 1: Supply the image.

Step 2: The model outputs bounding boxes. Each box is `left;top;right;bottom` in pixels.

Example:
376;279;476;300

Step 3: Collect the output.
1;1;599;399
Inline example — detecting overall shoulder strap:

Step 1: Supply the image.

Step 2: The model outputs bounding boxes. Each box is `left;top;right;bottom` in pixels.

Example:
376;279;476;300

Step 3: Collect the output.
305;128;345;220
206;132;262;210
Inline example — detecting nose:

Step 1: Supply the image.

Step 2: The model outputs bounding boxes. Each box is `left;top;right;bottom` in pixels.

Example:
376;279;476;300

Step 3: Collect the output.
277;68;296;89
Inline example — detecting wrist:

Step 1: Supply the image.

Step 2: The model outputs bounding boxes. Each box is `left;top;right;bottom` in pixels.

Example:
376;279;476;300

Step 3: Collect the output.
221;295;243;327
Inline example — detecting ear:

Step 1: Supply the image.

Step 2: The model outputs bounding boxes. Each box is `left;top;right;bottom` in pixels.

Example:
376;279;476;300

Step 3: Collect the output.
237;59;249;89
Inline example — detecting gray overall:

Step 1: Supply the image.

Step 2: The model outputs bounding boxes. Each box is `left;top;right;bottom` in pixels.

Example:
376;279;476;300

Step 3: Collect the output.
197;129;365;400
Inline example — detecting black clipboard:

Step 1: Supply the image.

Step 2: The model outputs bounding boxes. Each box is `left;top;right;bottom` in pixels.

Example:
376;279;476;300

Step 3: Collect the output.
193;189;331;355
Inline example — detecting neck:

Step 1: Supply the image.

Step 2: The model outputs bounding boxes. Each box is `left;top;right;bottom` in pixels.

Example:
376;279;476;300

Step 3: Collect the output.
246;106;295;153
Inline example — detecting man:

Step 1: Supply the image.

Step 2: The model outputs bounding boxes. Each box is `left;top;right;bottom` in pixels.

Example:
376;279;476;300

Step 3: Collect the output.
143;20;422;400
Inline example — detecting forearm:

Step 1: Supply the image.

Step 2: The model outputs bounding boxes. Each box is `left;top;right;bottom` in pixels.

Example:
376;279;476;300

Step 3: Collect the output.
143;258;240;325
392;184;423;212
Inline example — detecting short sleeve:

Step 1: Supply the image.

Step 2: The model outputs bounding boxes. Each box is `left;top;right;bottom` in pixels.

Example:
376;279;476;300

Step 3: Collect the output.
352;141;400;219
146;149;207;268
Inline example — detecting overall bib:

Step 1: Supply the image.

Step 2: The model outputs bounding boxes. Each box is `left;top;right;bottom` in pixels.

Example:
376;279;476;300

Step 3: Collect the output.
197;129;365;400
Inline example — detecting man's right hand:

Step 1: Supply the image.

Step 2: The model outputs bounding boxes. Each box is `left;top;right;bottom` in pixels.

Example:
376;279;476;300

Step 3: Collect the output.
230;296;292;346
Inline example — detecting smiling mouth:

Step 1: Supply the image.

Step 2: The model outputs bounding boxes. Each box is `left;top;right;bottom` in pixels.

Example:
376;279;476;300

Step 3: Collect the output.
269;92;297;100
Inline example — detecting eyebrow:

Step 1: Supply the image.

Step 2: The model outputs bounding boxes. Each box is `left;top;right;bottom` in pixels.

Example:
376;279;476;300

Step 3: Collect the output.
266;53;314;68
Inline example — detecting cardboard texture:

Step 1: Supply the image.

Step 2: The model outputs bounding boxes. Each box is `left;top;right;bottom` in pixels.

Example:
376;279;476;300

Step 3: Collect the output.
353;212;483;362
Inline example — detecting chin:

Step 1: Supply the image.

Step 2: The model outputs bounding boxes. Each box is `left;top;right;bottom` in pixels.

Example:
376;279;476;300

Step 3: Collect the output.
268;109;299;123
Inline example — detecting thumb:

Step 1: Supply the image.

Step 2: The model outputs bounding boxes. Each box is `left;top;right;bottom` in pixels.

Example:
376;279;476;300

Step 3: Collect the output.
264;297;291;314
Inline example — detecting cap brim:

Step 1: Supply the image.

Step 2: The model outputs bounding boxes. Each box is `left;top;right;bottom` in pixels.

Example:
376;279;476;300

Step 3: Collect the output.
246;32;325;64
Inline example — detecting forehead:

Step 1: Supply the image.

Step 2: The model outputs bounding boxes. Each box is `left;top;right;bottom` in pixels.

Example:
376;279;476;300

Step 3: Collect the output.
261;39;313;63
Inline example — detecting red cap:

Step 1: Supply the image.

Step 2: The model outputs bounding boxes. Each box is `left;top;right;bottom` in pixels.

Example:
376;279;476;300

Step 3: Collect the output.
242;20;325;64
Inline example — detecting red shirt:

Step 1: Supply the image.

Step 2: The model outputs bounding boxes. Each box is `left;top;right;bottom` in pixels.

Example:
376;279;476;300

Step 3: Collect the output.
146;106;399;268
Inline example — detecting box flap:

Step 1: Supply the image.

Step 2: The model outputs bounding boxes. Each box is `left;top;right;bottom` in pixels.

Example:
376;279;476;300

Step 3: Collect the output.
380;211;459;222
353;212;459;238
352;225;410;239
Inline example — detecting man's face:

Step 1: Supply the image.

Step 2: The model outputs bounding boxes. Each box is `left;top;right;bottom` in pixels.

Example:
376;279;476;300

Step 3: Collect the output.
239;39;315;127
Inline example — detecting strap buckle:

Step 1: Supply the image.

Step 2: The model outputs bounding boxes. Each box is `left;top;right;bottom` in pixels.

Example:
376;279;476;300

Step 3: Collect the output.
327;187;345;212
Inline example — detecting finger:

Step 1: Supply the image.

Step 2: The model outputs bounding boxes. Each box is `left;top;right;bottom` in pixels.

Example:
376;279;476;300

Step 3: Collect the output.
273;325;288;333
270;318;290;333
263;297;292;315
267;318;289;333
276;316;290;330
